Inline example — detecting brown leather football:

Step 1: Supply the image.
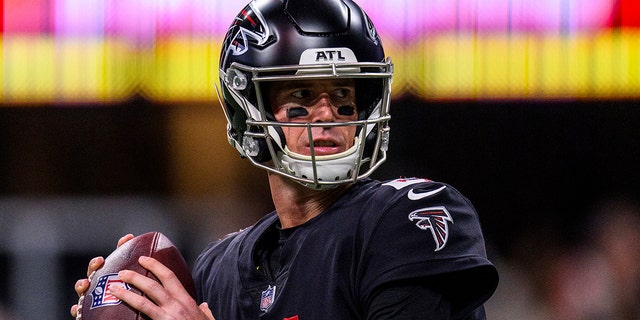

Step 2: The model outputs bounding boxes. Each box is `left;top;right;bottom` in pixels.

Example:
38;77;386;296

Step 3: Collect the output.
76;232;196;319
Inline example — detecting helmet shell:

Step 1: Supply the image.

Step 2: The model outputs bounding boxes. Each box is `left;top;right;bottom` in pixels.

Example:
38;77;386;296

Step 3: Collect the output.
220;0;384;76
218;0;393;189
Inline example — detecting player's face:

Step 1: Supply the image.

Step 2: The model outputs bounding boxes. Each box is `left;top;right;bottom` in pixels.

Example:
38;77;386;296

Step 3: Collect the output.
268;79;358;156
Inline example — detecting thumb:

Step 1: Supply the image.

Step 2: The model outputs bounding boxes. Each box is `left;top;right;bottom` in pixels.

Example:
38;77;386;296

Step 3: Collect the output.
199;302;216;320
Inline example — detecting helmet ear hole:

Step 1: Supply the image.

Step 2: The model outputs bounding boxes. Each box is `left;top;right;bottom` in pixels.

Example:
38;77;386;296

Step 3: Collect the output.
253;140;272;162
243;128;275;163
241;123;289;163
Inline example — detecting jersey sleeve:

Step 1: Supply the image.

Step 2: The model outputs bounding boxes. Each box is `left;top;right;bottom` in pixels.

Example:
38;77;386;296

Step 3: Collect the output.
356;178;498;318
192;231;239;303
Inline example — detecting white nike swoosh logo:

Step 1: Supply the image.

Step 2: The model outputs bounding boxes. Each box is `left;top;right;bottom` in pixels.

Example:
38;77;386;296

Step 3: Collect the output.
408;186;447;201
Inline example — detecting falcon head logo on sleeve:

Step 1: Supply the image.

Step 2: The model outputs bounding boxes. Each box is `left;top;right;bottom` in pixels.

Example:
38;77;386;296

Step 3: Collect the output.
408;206;453;251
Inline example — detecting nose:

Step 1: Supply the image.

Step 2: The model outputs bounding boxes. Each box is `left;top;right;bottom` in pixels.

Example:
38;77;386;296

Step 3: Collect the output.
309;94;335;123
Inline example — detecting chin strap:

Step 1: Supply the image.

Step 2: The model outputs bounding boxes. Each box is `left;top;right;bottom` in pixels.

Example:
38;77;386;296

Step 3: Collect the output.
278;139;360;189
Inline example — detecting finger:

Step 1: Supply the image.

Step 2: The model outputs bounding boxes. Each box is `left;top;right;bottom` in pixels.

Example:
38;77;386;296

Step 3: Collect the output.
109;281;162;318
137;256;184;291
117;234;135;248
86;256;104;277
199;302;216;320
70;294;87;319
134;256;187;304
70;304;78;318
75;279;90;297
118;267;174;305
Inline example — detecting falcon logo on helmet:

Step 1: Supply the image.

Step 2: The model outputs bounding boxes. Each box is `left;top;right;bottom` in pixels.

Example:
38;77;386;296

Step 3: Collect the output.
408;206;454;251
221;2;272;66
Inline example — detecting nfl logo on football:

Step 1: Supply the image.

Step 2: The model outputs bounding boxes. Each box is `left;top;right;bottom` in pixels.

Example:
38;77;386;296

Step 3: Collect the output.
90;273;131;309
260;285;276;311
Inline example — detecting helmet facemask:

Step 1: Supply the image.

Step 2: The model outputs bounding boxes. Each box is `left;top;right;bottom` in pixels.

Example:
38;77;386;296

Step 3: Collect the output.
218;0;393;190
219;58;393;190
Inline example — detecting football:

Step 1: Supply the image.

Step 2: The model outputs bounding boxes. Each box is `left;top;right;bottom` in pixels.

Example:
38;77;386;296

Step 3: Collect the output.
76;231;196;320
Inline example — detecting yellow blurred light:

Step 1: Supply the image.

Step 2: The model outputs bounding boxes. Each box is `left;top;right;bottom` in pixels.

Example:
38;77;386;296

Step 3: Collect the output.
1;35;138;104
140;36;221;103
2;32;640;105
2;36;57;104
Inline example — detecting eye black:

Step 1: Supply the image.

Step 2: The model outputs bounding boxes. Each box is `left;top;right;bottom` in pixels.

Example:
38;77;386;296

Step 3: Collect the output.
337;105;355;116
286;107;309;119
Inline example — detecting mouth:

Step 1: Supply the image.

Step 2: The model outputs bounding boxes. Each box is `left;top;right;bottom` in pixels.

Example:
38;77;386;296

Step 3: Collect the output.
312;140;337;147
306;140;342;155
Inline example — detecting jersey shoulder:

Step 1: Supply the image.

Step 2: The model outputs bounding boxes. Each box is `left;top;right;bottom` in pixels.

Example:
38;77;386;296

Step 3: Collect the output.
192;212;278;295
356;178;498;316
193;227;245;285
360;177;475;225
365;177;485;256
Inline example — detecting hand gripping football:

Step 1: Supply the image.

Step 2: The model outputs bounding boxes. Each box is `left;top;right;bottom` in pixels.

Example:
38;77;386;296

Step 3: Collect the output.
76;232;196;319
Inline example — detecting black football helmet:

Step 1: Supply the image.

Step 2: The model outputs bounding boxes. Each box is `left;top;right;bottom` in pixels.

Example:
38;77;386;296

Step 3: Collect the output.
218;0;393;190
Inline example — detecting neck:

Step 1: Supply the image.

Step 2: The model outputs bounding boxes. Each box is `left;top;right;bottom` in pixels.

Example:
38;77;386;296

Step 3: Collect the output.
268;173;351;229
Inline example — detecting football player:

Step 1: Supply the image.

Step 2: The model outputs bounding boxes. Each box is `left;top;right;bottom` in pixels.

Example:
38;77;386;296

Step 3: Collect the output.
71;0;498;319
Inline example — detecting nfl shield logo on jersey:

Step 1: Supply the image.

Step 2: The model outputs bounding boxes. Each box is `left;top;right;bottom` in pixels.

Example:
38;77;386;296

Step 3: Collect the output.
260;285;276;311
90;273;131;309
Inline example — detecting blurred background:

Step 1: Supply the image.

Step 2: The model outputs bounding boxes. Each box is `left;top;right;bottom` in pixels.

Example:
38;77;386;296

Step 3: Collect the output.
1;0;639;319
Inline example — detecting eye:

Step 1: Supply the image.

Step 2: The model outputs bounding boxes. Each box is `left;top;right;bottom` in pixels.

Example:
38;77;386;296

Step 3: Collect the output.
333;88;350;98
292;89;312;99
330;88;354;107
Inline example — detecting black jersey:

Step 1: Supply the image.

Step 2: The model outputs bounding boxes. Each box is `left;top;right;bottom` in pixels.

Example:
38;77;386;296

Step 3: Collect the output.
193;178;498;319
